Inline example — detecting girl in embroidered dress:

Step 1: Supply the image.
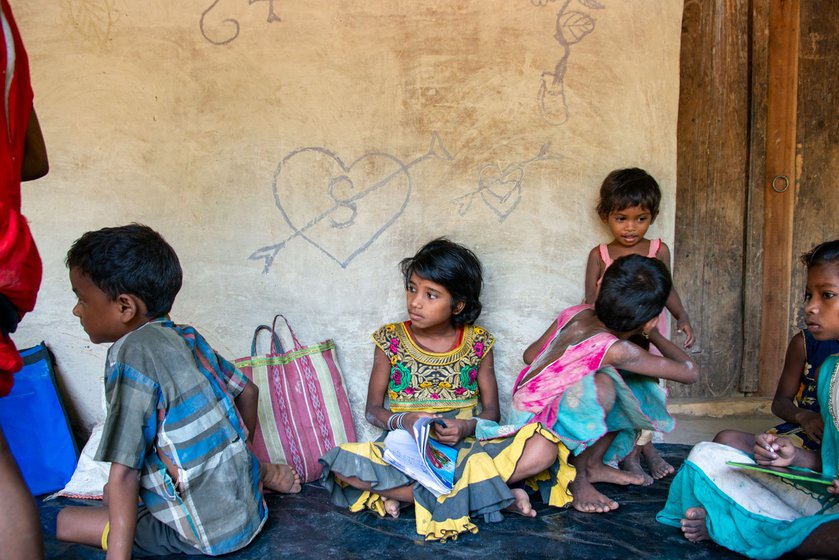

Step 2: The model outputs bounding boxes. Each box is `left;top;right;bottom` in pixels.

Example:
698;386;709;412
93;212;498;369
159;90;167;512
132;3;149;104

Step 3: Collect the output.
583;168;695;484
476;254;698;513
319;238;573;542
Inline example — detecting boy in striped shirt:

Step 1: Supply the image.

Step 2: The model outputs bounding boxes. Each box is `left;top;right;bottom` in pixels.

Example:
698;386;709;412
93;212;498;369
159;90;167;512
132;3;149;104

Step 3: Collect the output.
56;224;295;558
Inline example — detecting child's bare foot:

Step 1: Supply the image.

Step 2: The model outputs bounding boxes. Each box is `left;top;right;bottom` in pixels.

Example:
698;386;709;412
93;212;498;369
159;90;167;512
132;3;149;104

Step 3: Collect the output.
569;476;619;513
642;442;675;480
504;487;536;518
619;447;654;486
383;498;402;518
586;460;647;486
680;507;709;542
261;463;302;493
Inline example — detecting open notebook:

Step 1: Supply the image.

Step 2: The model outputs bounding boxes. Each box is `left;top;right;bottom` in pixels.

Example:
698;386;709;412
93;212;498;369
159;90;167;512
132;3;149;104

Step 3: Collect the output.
383;417;457;497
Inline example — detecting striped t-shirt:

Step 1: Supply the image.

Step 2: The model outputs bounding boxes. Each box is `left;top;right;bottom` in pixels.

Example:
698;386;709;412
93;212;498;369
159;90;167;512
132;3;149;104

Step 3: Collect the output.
95;319;267;555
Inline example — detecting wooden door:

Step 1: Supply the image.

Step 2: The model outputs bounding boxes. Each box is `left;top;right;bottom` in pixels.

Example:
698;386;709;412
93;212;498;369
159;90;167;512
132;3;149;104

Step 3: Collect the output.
674;0;839;398
755;0;839;396
671;0;751;398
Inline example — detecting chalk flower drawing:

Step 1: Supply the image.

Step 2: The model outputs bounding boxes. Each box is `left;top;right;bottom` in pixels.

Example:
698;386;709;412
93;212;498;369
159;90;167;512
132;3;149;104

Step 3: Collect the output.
62;0;120;47
201;0;281;46
251;132;453;271
455;142;562;222
536;0;605;126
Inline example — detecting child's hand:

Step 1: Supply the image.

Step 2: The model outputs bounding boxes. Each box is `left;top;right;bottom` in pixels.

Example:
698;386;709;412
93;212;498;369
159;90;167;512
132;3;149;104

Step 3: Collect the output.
677;320;695;348
829;479;839;495
796;410;824;444
434;418;469;446
403;411;436;435
754;433;795;466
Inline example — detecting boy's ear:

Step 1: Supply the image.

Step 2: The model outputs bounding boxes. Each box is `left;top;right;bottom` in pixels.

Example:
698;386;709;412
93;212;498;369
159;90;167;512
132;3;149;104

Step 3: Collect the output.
115;294;147;324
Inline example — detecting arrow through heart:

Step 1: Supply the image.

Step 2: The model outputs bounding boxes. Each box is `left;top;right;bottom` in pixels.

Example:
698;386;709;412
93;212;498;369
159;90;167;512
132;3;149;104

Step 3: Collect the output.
251;132;452;271
455;142;562;222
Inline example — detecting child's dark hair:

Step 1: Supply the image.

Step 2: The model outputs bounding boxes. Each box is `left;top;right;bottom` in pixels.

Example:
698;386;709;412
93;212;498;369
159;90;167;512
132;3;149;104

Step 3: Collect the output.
400;238;483;327
66;224;182;318
801;240;839;269
595;168;661;220
595;254;671;332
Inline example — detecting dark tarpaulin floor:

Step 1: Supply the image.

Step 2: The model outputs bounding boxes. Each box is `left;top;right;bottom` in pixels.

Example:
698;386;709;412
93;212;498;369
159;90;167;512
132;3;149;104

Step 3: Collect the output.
39;444;745;560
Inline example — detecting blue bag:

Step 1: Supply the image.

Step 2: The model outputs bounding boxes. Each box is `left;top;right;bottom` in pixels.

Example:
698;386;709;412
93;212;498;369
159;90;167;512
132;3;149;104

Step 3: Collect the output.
0;342;78;495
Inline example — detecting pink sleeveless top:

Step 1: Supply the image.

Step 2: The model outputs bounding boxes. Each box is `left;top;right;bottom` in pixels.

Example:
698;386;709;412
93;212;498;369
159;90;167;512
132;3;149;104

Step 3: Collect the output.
511;305;618;429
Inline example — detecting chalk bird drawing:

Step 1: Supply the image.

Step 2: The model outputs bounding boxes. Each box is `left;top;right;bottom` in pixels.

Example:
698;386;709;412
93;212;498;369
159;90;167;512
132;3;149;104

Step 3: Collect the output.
201;0;281;45
251;132;453;272
455;142;562;222
534;0;605;126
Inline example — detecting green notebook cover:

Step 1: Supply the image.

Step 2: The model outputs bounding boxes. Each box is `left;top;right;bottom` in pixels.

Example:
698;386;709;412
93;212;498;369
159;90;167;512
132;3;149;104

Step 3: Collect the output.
726;461;837;485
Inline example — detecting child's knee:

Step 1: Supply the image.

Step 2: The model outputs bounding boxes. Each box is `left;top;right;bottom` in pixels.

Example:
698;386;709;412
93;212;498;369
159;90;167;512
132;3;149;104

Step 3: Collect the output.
593;372;616;409
530;433;560;465
712;429;753;452
712;430;738;445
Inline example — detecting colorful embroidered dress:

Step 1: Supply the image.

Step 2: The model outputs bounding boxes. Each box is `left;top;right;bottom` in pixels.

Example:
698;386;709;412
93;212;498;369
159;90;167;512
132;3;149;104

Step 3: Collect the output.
476;305;674;464
657;353;839;560
768;329;839;451
319;322;574;541
375;322;491;413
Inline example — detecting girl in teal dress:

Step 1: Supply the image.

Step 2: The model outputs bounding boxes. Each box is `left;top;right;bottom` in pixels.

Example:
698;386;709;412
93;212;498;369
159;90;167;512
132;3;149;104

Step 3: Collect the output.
658;240;839;559
713;327;839;454
319;238;574;541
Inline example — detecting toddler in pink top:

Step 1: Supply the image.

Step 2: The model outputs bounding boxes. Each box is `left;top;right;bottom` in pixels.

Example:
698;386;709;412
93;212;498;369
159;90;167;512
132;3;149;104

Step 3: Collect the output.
584;168;695;484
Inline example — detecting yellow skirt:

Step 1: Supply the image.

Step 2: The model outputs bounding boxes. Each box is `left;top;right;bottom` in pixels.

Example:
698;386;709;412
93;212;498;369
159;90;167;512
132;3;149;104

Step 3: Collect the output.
319;414;574;542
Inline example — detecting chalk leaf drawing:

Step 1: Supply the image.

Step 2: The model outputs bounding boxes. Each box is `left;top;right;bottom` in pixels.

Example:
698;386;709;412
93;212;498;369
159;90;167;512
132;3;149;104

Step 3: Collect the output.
455;142;562;222
62;0;120;47
251;132;453;271
201;0;281;46
535;0;604;126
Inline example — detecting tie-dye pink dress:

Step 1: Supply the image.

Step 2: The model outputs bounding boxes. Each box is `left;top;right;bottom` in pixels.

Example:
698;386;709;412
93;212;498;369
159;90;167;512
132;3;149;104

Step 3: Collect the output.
476;305;674;463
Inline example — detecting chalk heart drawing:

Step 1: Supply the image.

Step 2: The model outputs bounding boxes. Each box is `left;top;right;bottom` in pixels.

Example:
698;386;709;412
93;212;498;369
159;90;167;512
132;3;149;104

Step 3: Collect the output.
277;150;410;267
251;133;452;271
477;163;524;220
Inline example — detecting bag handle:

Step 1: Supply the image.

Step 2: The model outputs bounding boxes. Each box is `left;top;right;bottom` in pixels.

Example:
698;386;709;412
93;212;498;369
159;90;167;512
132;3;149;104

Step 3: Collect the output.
251;325;284;356
271;314;304;351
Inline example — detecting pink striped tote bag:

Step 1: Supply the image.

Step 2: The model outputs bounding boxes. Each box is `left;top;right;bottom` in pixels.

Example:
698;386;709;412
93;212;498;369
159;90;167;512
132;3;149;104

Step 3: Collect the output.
235;315;356;482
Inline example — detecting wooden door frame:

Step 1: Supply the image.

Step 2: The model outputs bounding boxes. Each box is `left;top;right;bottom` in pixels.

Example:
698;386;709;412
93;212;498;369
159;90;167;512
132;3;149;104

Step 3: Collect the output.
742;0;799;396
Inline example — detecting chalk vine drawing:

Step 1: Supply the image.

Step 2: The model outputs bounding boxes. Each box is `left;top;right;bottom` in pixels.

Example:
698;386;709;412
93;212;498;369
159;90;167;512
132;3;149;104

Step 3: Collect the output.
201;0;281;45
533;0;605;126
454;142;562;222
250;132;453;272
62;0;120;47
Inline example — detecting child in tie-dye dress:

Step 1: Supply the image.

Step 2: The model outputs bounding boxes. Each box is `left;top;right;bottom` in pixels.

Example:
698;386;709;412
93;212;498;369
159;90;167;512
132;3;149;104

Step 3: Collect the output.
476;254;698;513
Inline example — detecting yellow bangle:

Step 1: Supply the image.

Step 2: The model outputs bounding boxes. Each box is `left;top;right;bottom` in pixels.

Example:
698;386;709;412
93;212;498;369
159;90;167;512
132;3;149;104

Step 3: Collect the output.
101;521;110;551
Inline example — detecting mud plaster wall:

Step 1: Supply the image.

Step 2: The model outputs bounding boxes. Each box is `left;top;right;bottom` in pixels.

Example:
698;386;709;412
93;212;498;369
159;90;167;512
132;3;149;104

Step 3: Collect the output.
12;0;682;442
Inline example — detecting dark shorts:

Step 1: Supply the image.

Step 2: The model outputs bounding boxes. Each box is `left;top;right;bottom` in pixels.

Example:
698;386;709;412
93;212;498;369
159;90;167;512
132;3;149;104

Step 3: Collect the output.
131;505;203;557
